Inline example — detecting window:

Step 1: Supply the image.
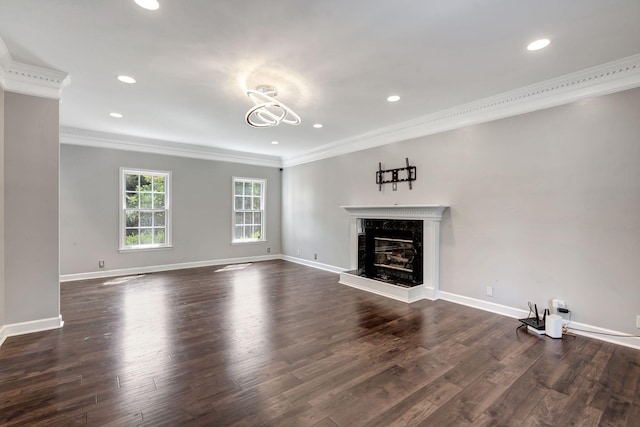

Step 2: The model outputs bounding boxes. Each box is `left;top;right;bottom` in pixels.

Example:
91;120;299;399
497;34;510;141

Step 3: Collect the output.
120;168;171;250
233;177;265;243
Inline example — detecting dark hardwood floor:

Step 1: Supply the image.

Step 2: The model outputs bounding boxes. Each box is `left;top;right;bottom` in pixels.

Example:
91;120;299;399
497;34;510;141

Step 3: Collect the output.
1;260;639;426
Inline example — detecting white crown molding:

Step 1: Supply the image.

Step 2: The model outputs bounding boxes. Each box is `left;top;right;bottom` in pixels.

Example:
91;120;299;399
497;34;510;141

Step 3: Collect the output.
0;37;69;99
60;127;283;168
283;54;640;167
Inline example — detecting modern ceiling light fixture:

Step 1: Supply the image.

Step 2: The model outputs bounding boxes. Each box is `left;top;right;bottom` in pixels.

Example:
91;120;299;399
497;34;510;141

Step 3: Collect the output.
527;38;551;51
245;85;301;128
134;0;160;11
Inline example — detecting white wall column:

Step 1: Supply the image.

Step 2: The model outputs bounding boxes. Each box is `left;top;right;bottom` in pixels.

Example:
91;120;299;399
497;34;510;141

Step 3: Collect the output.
0;37;69;345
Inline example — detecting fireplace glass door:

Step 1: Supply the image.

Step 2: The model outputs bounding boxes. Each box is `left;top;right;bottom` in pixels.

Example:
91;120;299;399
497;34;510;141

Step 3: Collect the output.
374;237;414;273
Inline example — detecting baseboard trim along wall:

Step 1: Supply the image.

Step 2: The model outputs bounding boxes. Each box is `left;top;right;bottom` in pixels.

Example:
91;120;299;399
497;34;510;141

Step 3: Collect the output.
56;257;640;351
280;255;347;274
60;254;282;282
437;291;640;351
0;315;64;347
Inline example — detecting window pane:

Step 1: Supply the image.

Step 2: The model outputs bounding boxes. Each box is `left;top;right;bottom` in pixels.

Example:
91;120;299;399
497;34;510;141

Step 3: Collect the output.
253;183;262;196
140;228;153;244
244;196;252;210
154;211;165;227
254;212;261;225
140;175;152;191
126;174;139;192
235;196;243;210
153;176;165;193
140;193;152;209
126;229;139;246
252;197;261;210
243;226;252;240
154;194;165;209
125;211;139;227
140;211;153;226
153;228;165;244
246;212;254;225
234;226;243;240
126;192;138;209
235;212;243;226
235;181;243;195
244;182;252;195
252;226;261;240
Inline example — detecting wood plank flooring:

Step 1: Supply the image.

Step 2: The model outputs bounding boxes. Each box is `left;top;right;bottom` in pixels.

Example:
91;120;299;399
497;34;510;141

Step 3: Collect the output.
1;260;639;426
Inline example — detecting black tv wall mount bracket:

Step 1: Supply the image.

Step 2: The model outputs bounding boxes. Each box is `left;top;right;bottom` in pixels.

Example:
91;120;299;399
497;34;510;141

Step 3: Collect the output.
376;158;417;191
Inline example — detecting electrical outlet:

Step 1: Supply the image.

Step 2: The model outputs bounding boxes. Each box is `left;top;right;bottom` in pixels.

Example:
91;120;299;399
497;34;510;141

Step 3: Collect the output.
552;299;566;313
98;260;105;268
636;315;640;329
267;247;271;254
314;253;318;260
486;286;493;297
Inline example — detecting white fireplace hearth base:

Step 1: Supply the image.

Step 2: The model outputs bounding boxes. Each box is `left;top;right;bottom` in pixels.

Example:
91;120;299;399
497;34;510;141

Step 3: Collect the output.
341;204;449;303
339;271;434;303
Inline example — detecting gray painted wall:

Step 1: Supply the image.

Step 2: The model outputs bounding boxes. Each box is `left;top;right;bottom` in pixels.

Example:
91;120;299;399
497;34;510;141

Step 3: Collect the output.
4;92;60;324
60;145;282;275
282;88;640;334
0;87;5;328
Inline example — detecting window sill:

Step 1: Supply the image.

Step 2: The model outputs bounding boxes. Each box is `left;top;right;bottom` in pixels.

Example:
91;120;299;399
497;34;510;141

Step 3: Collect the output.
119;245;173;253
231;240;267;245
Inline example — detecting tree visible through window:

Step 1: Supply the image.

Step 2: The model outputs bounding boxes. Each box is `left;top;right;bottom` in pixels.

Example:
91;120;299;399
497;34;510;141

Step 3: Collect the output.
233;178;265;242
121;169;171;249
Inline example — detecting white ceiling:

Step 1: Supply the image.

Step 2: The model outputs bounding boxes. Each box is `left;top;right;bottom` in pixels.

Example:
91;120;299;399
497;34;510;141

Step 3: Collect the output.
0;0;639;162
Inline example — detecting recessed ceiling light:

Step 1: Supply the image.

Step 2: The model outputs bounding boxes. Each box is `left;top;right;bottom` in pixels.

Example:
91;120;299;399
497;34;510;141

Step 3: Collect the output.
271;141;279;145
313;123;323;128
117;75;136;84
134;0;160;10
387;95;400;102
109;112;123;118
527;38;551;51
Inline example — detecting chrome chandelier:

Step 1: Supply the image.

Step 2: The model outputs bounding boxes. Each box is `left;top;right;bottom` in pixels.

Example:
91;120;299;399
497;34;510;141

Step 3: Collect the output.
245;85;301;128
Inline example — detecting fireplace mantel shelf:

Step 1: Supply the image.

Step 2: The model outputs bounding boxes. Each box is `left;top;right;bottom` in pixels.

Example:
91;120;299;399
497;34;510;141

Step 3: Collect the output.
341;205;449;220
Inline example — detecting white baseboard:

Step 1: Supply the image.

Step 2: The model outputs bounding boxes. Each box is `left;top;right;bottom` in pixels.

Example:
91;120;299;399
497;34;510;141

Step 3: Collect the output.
0;315;64;347
561;321;640;351
437;291;529;319
438;291;640;351
280;255;345;274
60;254;282;282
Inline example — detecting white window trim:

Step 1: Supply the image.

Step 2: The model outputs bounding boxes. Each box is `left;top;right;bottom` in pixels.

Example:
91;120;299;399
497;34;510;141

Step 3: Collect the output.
232;177;266;244
119;167;172;252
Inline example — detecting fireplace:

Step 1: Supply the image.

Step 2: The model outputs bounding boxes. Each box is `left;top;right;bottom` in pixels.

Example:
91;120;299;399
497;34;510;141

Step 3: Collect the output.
340;205;448;302
360;219;423;287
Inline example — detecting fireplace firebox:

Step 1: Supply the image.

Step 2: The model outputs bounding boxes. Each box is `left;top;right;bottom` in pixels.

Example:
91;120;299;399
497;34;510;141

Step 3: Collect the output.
358;219;423;287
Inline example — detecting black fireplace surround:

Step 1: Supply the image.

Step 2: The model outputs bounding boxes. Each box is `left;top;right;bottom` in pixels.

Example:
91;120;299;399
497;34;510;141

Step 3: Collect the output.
356;219;423;287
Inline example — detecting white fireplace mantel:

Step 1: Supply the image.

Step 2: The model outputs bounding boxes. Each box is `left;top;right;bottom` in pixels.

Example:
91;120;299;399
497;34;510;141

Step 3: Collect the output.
341;205;448;220
339;204;449;303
